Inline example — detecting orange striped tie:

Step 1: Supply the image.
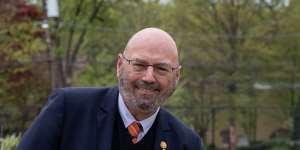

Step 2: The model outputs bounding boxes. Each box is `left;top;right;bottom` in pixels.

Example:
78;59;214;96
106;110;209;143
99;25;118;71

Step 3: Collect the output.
127;121;142;144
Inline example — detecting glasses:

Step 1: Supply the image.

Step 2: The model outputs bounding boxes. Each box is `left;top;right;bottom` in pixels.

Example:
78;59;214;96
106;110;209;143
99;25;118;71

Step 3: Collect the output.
120;53;181;76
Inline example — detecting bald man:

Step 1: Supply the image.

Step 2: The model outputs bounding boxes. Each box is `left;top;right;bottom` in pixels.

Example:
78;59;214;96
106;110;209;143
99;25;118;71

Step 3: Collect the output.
17;28;203;150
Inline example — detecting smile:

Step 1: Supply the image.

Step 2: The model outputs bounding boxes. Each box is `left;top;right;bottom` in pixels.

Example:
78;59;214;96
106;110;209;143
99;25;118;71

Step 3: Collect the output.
137;87;159;94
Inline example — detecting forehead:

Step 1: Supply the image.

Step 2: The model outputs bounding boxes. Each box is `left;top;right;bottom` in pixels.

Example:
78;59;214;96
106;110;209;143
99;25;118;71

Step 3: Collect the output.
124;29;179;65
125;44;178;65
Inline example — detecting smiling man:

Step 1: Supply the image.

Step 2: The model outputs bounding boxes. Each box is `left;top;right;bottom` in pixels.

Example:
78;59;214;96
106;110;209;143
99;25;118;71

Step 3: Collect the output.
17;28;203;150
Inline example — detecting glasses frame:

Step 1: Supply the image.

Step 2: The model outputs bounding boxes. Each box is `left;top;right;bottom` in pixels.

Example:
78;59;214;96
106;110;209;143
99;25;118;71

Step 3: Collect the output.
120;53;181;75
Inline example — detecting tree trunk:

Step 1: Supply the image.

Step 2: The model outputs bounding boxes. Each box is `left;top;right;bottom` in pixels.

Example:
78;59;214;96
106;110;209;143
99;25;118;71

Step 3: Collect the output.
292;95;300;150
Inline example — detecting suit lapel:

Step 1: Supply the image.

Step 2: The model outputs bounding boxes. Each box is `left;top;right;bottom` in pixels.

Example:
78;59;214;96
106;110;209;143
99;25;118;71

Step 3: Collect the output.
96;87;119;150
94;88;181;150
154;109;180;150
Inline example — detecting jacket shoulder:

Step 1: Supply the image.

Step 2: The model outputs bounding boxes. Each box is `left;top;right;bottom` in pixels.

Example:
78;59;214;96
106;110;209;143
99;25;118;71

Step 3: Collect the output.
57;87;113;96
51;86;118;110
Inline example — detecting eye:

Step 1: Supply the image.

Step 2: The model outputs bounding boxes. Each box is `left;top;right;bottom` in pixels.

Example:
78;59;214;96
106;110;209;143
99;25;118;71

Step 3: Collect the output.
132;61;147;71
157;66;169;71
155;64;171;73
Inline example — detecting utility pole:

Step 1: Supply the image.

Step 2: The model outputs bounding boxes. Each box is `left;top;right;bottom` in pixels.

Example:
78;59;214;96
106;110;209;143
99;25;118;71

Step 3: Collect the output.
42;0;59;91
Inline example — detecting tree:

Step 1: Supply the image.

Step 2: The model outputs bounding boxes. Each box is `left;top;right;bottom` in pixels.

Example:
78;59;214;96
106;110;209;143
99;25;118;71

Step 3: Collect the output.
72;0;164;86
45;0;121;88
292;95;300;150
0;0;48;134
160;0;298;146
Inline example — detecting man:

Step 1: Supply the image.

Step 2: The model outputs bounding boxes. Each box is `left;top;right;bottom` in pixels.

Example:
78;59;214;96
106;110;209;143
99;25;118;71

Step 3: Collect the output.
17;28;202;150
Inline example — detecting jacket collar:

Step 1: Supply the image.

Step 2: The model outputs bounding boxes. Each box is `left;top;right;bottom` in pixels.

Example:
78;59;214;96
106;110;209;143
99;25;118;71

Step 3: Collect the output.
154;109;176;150
96;86;119;150
97;86;119;113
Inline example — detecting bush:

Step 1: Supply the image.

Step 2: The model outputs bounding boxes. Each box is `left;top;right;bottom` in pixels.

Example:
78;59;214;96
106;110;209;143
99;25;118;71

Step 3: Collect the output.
238;140;291;150
0;134;20;150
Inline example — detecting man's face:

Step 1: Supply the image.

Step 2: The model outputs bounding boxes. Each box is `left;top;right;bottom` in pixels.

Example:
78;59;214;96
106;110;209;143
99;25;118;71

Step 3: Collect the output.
117;50;180;114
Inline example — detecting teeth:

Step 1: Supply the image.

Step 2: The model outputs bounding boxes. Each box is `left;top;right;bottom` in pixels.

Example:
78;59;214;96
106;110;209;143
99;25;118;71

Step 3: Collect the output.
139;88;155;93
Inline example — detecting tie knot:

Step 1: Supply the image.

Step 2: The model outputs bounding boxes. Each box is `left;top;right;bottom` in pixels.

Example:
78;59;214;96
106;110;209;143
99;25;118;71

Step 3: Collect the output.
128;121;142;144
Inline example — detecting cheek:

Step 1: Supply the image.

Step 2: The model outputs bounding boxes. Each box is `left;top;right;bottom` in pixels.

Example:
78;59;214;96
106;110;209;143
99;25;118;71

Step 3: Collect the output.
120;68;140;82
159;78;173;89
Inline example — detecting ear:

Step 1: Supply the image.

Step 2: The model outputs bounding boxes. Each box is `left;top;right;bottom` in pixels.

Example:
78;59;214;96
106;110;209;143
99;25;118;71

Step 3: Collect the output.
116;54;123;78
175;66;181;85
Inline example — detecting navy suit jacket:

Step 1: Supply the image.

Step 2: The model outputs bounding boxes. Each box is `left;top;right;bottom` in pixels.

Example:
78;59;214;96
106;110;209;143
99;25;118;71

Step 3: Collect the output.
17;87;202;150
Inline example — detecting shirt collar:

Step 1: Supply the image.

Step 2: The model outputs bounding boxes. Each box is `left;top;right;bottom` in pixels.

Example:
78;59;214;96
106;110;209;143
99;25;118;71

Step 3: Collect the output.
118;93;159;134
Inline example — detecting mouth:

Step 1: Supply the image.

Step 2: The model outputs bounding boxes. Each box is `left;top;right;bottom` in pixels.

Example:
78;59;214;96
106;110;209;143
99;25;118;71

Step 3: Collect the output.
134;80;161;94
135;86;160;94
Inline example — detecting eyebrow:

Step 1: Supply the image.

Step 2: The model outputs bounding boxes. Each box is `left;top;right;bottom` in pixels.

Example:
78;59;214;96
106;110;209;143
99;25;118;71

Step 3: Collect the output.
133;58;148;63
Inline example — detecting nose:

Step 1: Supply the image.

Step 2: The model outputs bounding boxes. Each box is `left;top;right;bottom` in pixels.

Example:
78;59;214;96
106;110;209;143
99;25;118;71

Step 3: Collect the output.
142;66;156;83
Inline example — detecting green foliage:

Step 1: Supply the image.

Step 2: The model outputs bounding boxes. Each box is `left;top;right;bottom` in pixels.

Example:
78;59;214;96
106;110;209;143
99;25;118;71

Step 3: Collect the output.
158;0;300;143
0;0;49;134
0;134;20;150
72;0;164;87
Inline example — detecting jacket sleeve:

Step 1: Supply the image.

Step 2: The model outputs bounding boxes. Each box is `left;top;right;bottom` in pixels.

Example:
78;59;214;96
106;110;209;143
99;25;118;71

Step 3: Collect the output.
17;89;65;150
192;134;203;150
185;132;203;150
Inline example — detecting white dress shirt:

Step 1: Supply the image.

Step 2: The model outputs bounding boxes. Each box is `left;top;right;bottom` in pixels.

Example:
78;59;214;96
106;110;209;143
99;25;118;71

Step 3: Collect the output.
118;93;159;142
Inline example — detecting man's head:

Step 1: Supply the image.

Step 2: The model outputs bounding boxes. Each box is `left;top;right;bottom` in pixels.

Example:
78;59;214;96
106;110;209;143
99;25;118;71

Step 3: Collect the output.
116;27;181;120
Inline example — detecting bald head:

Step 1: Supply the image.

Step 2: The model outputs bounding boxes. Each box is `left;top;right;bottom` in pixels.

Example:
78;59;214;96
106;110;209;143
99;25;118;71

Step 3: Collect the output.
124;28;179;65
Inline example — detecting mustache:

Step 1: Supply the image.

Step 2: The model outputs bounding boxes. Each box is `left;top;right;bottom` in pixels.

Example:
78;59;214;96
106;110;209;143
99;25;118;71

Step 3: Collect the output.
136;80;160;90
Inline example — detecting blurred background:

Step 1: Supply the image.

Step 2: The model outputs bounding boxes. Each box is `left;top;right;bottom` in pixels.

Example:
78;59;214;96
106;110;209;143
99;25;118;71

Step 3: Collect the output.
0;0;300;149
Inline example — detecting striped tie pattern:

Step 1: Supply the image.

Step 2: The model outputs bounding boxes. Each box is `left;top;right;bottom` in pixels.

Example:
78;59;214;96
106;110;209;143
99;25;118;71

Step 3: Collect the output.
127;121;142;144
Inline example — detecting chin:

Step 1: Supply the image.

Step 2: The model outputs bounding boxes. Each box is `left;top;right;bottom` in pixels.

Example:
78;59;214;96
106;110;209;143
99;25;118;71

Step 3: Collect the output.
137;106;157;114
136;101;158;113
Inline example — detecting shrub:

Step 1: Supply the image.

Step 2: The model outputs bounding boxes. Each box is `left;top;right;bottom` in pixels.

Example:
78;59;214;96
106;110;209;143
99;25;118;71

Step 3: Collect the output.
0;134;20;150
238;140;294;150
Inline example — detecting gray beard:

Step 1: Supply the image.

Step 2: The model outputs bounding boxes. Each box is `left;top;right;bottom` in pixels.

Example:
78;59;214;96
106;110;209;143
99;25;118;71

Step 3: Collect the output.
118;77;160;113
117;68;177;114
